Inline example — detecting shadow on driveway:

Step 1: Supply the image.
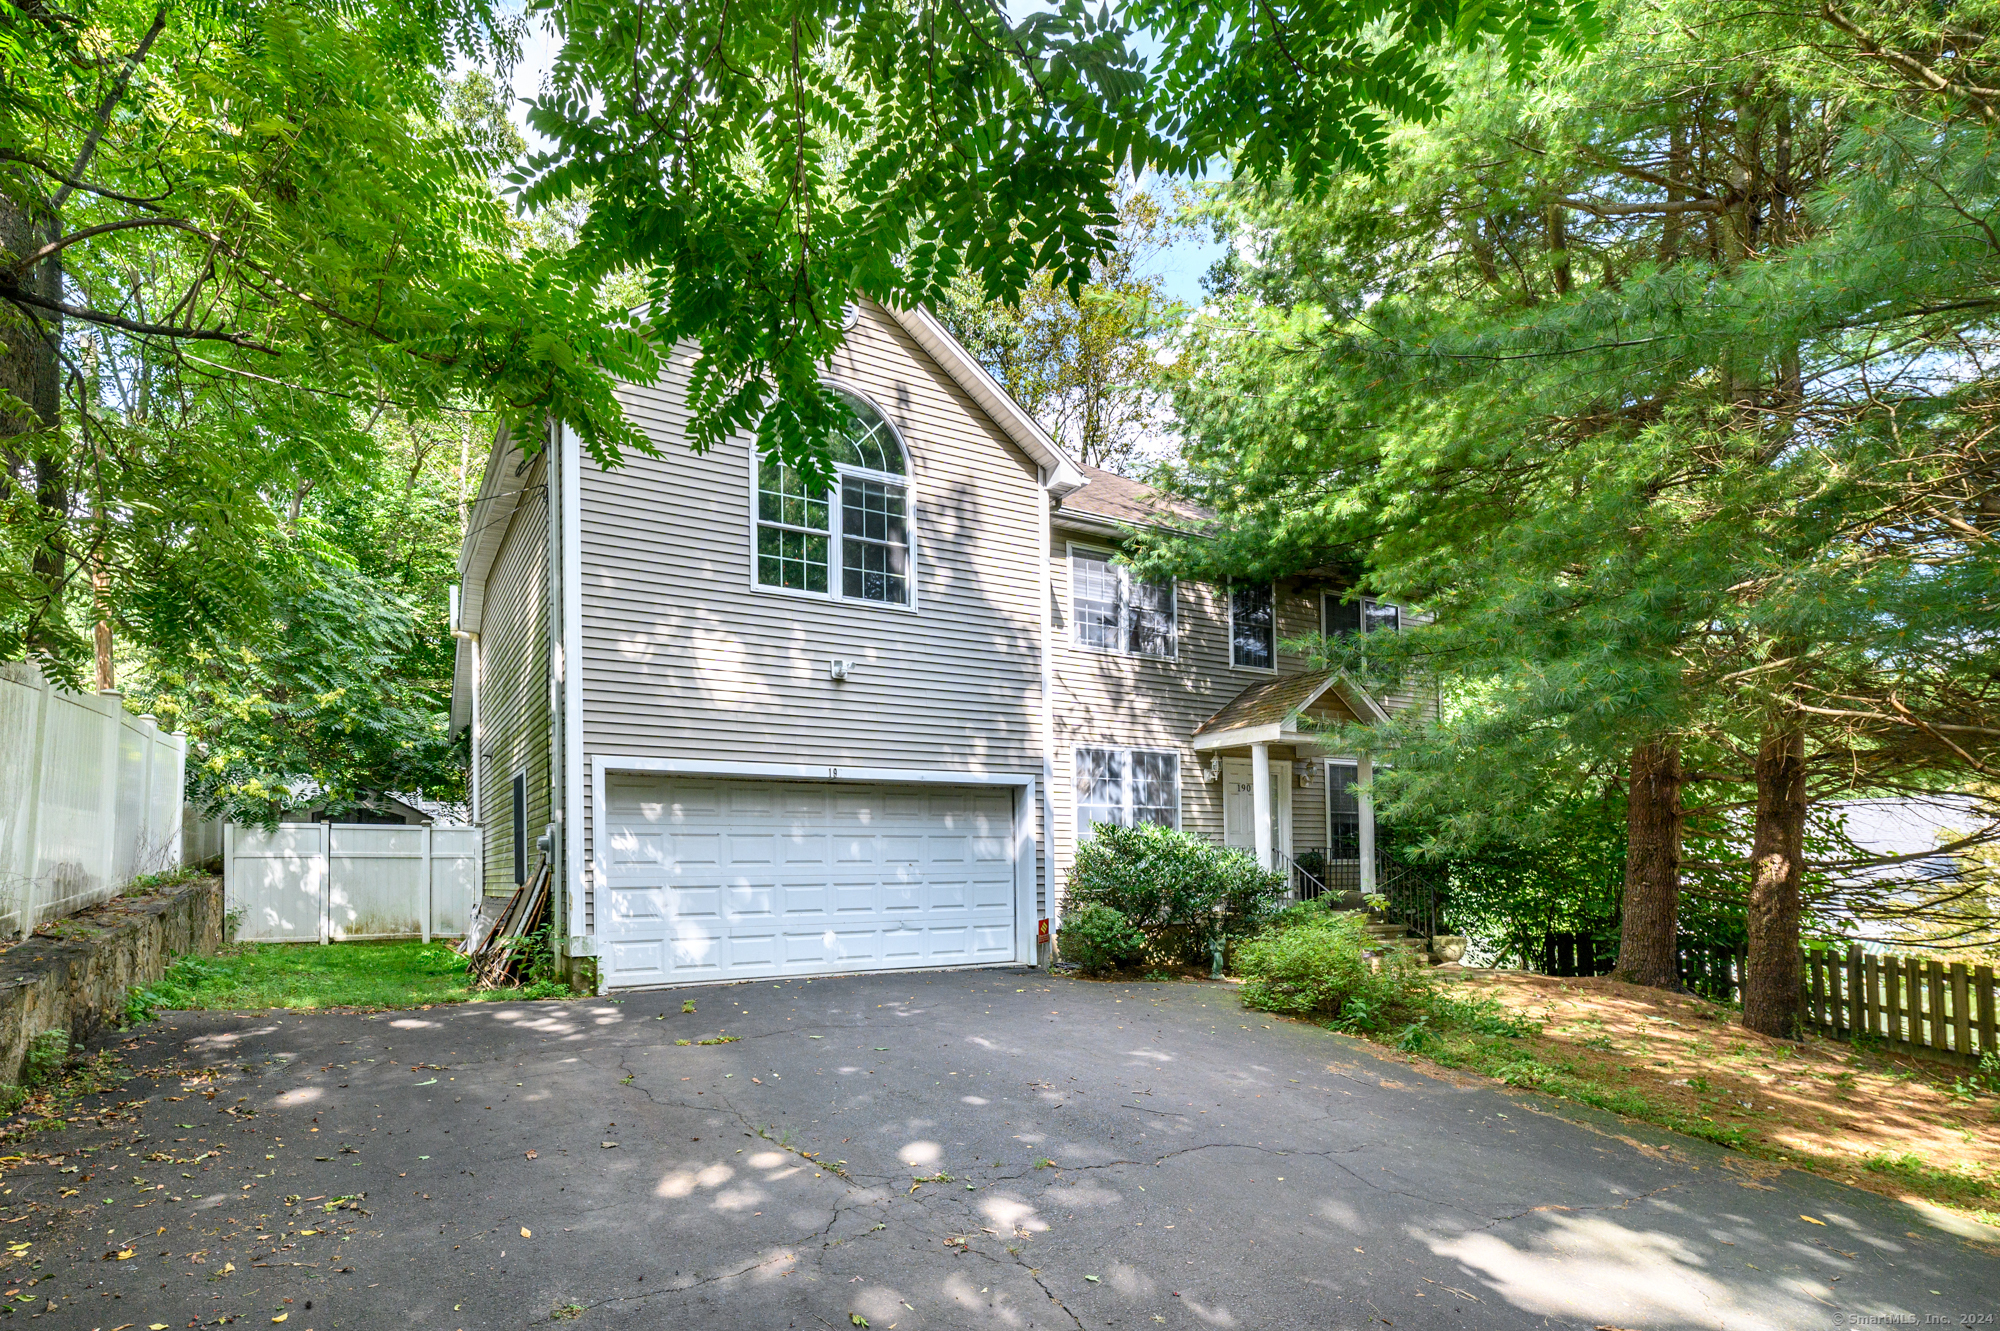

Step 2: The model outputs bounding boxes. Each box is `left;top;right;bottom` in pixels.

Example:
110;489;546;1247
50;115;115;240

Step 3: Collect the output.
2;968;1995;1329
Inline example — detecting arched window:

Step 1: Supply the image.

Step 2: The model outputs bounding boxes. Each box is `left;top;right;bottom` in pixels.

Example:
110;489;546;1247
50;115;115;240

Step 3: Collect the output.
755;388;912;605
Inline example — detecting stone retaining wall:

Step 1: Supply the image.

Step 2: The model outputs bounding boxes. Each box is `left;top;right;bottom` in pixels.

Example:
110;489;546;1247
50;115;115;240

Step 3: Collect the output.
0;875;222;1087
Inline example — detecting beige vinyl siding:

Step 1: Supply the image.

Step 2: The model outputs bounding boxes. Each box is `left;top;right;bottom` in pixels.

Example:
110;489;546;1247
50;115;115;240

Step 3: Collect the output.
575;301;1049;924
476;461;552;898
1047;538;1335;900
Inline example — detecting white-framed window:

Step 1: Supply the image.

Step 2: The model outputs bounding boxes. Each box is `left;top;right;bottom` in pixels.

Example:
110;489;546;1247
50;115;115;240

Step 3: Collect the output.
1229;581;1275;670
1074;746;1180;834
754;386;913;606
1325;594;1400;636
1326;761;1360;860
1069;545;1176;658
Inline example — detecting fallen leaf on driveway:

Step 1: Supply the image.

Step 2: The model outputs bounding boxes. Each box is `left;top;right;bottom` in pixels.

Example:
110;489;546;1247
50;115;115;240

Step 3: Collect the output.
524;1151;537;1160
601;1142;618;1149
414;1078;437;1087
521;1228;531;1238
1800;1215;1825;1225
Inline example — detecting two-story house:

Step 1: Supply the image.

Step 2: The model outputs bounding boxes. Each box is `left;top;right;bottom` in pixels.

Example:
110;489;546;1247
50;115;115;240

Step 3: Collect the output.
449;301;1410;993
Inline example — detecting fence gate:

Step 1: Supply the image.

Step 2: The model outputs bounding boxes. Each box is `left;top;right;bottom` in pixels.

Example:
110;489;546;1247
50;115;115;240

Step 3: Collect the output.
225;823;480;943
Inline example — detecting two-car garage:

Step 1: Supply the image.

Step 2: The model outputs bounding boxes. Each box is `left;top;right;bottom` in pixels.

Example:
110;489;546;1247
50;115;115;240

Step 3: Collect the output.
594;769;1032;990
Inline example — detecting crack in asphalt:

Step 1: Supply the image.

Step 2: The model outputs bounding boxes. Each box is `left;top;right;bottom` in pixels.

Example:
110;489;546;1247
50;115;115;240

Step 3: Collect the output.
1466;1179;1690;1233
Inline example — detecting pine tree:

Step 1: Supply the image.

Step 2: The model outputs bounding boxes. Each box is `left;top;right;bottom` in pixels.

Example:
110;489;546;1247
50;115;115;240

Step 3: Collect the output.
1141;0;2000;1032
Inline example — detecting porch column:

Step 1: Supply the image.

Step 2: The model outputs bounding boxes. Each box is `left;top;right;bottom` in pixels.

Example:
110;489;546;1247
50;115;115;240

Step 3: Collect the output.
1357;752;1376;895
1251;741;1273;871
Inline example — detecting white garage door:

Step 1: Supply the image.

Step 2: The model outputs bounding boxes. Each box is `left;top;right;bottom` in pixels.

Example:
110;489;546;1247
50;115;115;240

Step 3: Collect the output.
598;774;1019;988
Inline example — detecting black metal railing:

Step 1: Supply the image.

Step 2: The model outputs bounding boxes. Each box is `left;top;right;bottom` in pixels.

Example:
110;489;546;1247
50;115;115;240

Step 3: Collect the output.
1379;857;1448;941
1278;852;1333;901
1275;844;1452;943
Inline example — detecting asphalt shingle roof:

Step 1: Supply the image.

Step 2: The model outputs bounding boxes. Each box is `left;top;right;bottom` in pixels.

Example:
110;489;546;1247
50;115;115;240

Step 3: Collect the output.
1192;669;1350;739
1057;465;1211;528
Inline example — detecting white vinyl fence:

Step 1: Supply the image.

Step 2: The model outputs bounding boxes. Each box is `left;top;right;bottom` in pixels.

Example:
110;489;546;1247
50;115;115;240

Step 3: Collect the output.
225;823;480;943
0;661;186;936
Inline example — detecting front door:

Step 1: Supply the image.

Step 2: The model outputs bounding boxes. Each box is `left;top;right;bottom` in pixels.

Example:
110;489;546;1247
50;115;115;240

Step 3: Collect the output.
1220;757;1291;859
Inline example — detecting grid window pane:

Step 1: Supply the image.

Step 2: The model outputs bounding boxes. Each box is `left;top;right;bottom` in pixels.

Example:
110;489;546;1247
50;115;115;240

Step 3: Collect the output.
1128;751;1179;828
1127;578;1176;658
1076;747;1179;836
1075;747;1125;833
1231;582;1275;669
758;525;830;592
1072;550;1121;651
840;478;909;603
757;457;830;531
1328;762;1360;860
1363;600;1401;634
830;391;904;474
1325;595;1362;637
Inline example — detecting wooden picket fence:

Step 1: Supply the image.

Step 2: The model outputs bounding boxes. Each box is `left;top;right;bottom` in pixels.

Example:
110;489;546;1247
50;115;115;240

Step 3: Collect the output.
1805;945;1997;1066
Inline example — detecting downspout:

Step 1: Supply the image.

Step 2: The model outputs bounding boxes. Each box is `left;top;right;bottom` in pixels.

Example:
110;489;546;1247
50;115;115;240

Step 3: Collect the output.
450;582;482;838
560;424;588;977
1038;474;1056;966
469;635;482;832
543;419;567;970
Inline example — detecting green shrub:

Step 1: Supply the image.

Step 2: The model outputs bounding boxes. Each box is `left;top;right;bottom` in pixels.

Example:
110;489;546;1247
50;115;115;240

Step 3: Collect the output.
1064;822;1287;960
1237;911;1372;1016
1059;904;1147;975
1268;897;1340;933
1237;911;1443;1026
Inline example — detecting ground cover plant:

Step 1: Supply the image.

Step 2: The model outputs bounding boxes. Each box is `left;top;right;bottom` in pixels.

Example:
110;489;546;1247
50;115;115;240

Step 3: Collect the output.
1376;970;2000;1220
1228;903;2000;1218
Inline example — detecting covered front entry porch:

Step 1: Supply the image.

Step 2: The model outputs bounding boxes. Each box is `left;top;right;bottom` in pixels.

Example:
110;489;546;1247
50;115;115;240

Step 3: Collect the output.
1191;669;1387;896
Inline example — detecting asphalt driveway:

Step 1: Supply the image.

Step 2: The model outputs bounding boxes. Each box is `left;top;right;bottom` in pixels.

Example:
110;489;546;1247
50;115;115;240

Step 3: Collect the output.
3;968;1997;1330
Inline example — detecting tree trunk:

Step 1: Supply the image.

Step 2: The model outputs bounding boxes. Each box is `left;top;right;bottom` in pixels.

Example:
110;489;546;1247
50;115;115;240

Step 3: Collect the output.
0;184;61;441
1614;737;1683;988
1743;724;1807;1037
1545;202;1572;295
1;178;68;658
92;557;114;691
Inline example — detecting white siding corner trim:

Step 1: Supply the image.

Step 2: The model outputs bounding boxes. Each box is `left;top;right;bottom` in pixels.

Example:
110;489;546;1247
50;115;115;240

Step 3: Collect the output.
587;756;1039;984
560;424;587;954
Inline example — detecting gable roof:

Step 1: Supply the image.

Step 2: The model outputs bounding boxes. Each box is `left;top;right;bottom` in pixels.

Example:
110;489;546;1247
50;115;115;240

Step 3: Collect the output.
1057;465;1212;531
1191;669;1391;751
881;304;1088;496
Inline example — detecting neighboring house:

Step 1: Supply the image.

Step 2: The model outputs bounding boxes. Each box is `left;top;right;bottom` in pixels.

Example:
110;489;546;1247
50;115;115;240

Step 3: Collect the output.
450;301;1419;993
285;789;466;827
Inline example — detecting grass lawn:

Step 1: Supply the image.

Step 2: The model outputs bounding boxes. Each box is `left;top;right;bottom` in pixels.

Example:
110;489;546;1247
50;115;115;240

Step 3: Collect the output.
1365;969;2000;1222
132;940;546;1012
